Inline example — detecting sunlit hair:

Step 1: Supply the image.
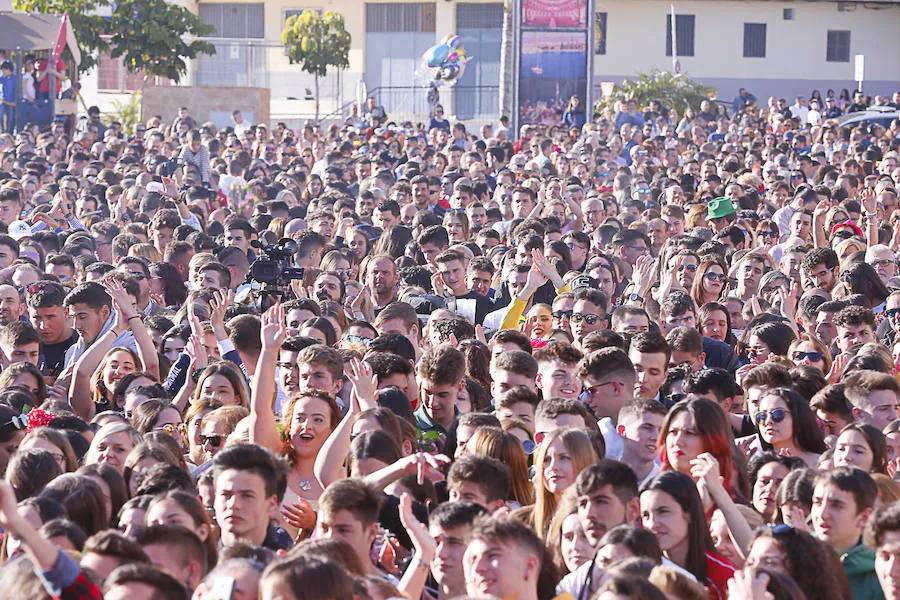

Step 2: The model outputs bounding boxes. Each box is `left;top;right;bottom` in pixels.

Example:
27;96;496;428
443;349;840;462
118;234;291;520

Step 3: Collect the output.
85;422;143;468
281;389;341;467
468;427;534;506
531;427;598;540
690;258;727;308
190;361;250;409
91;346;142;407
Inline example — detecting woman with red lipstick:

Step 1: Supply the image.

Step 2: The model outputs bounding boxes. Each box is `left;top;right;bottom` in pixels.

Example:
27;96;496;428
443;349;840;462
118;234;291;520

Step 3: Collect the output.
659;397;738;498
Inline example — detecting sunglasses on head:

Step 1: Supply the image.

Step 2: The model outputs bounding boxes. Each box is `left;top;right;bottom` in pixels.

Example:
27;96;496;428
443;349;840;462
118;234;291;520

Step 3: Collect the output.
201;434;223;448
755;408;788;424
792;351;823;362
1;414;28;431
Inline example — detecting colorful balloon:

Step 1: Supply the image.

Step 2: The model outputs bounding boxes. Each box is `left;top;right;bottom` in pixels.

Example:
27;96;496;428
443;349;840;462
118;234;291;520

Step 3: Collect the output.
446;35;461;49
423;44;450;68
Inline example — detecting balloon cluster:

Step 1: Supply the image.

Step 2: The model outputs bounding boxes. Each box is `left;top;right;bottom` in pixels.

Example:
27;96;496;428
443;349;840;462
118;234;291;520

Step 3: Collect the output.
422;34;471;87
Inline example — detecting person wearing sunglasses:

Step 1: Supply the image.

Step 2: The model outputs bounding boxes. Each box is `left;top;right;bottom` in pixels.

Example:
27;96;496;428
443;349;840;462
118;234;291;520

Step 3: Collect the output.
199;406;249;464
755;388;826;469
788;335;831;375
571;289;608;350
0;404;26;477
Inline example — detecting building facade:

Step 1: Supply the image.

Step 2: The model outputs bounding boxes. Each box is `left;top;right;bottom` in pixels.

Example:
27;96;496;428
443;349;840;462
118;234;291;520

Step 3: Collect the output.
77;0;900;126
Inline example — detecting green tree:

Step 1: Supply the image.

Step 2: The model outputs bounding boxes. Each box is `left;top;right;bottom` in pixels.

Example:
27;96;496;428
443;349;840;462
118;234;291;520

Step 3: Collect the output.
596;70;715;115
107;0;215;84
13;0;111;72
282;10;351;121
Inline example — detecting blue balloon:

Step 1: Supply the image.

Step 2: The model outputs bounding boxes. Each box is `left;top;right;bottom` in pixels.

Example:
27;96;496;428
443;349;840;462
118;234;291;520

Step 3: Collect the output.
424;44;450;68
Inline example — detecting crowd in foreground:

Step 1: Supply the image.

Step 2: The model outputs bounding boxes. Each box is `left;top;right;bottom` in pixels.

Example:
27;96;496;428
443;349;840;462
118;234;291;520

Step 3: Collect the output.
0;89;899;600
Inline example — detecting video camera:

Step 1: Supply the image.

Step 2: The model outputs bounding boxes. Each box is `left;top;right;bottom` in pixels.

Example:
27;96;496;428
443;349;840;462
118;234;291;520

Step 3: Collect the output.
246;238;305;298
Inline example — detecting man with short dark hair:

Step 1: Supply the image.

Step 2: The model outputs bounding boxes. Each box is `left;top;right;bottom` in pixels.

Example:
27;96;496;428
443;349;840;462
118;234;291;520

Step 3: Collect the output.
212;443;291;551
803;247;840;293
812;467;882;600
871;503;900;600
434;249;494;325
135;524;207;591
429;501;488;600
26;280;78;379
416;345;466;437
629;332;670;401
316;478;385;577
63;281;135;369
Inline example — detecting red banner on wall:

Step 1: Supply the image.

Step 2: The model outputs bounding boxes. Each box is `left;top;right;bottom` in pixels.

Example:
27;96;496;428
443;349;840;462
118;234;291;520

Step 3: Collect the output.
522;0;586;29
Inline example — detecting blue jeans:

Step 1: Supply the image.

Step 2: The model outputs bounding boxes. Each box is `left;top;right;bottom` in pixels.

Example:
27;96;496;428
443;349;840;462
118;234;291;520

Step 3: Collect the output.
0;103;12;133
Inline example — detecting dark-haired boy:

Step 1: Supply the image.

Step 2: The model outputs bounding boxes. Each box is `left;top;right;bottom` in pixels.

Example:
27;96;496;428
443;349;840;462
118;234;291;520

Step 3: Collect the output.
316;478;386;577
416;345;466;437
811;466;883;600
212;443;291;552
534;341;583;401
871;503;900;600
429;501;488;600
447;454;510;512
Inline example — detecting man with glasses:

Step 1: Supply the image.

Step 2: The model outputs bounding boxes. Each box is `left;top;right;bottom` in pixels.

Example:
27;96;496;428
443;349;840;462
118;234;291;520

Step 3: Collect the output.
563;231;591;272
117;257;164;317
611;230;650;270
802;247;840;293
576;348;636;459
550;292;575;336
867;244;898;286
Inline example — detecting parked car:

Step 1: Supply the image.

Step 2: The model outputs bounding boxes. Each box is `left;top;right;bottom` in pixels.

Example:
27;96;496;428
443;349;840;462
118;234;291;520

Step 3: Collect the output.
837;105;900;130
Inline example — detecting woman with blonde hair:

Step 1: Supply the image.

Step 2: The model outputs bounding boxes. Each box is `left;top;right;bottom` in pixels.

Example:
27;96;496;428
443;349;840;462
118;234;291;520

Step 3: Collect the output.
128;243;162;263
528;428;597;539
84;421;143;475
466;427;534;506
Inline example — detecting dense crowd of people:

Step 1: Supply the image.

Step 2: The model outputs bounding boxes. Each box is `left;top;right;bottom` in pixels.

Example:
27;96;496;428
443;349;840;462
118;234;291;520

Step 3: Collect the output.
0;87;899;600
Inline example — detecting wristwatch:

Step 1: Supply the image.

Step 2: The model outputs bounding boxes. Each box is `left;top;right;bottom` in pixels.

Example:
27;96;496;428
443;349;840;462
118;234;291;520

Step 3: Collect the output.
629;293;643;303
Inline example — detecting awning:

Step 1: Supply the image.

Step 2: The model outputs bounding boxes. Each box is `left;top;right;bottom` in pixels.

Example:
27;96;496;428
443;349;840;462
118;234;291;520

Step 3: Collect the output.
0;11;81;65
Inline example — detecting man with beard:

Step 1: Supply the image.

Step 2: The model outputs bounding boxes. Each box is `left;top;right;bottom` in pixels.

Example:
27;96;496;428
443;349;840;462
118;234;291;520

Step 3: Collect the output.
350;254;398;322
0;284;24;325
312;272;344;303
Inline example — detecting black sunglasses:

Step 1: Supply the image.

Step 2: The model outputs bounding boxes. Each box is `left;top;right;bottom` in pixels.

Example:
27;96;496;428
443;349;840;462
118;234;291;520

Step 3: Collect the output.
755;408;788;424
552;310;573;319
201;435;223;448
571;313;601;325
792;351;823;362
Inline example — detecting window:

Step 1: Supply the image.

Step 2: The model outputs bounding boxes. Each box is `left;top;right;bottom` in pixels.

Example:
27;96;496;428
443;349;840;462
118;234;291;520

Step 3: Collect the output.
826;30;850;62
743;23;766;58
199;3;265;38
456;3;503;29
366;3;436;33
665;14;695;57
595;12;607;55
783;8;794;20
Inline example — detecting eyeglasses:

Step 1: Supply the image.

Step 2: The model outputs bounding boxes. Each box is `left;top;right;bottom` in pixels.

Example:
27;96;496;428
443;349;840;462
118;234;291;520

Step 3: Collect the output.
792;351;823;362
677;263;698;272
755;408;788;424
276;362;300;372
759;231;779;238
552;310;573;320
887;308;900;319
761;285;786;295
153;423;179;436
201;435;223;448
704;272;727;282
746;347;768;358
571;313;601;325
873;259;897;269
832;230;854;240
625;245;648;253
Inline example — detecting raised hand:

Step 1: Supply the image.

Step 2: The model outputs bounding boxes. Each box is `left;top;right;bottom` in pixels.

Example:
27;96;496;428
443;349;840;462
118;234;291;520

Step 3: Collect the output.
690;452;727;499
0;480;21;532
209;289;233;339
631;254;657;298
431;272;448;297
184;333;208;371
826;353;848;384
261;302;287;351
861;188;877;215
104;276;137;318
727;568;771;600
399;492;436;561
347;356;377;407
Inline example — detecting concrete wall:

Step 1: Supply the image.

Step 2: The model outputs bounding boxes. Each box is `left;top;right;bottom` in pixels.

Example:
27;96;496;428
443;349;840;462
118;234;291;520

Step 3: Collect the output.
594;0;900;100
141;85;271;129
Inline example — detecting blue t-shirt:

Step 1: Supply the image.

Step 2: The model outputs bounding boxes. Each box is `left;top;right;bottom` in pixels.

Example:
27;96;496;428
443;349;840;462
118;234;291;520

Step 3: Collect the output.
0;73;15;103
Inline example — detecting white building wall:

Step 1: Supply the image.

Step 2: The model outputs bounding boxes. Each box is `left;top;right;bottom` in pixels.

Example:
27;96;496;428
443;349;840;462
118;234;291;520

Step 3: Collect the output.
595;0;900;100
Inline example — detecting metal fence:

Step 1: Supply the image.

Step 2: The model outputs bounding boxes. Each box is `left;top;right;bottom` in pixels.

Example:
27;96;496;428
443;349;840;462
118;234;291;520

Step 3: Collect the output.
368;85;500;122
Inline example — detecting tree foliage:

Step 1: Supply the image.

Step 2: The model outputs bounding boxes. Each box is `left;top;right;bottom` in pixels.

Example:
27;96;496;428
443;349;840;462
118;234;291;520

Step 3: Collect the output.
107;0;216;83
13;0;110;72
282;10;351;119
14;0;215;81
596;70;715;114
